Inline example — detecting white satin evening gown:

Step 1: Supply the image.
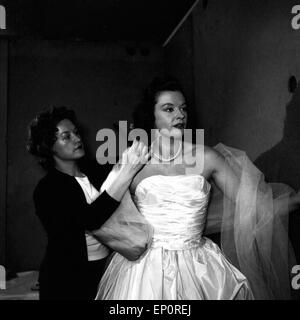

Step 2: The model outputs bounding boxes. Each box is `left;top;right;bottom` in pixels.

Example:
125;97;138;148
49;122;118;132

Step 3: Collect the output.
96;174;254;300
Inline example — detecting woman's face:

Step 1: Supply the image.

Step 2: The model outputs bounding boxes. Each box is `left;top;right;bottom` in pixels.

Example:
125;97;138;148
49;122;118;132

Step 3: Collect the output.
154;90;187;137
52;119;85;162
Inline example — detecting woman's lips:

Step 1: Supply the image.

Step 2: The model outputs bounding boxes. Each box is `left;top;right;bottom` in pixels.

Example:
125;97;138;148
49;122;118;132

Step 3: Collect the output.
74;144;83;151
173;123;185;129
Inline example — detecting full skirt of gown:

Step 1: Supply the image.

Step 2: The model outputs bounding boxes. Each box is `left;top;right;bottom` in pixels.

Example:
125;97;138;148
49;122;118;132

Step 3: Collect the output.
96;174;253;300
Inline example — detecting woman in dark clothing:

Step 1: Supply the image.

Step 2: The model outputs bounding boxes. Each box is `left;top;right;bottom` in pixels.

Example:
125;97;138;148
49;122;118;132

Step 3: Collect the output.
27;106;148;300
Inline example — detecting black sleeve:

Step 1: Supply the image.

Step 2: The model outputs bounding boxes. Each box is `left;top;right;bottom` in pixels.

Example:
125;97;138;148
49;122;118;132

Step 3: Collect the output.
33;178;120;236
81;159;114;190
85;190;120;230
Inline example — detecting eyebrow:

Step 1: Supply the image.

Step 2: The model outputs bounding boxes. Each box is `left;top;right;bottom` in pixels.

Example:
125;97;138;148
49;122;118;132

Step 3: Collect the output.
161;102;187;108
57;127;77;135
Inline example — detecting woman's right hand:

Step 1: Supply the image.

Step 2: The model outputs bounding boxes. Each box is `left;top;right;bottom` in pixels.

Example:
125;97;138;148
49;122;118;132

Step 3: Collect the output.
103;139;150;202
119;139;150;178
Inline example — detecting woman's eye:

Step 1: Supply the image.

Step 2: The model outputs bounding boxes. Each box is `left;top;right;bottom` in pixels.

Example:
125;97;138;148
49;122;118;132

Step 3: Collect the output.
165;107;174;112
62;134;71;141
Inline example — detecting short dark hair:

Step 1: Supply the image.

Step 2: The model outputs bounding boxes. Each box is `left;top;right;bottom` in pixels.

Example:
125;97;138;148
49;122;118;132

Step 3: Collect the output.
27;106;79;171
132;76;187;136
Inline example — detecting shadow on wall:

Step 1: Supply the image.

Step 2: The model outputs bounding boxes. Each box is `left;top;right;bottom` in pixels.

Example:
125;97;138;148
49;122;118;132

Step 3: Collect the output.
254;81;300;268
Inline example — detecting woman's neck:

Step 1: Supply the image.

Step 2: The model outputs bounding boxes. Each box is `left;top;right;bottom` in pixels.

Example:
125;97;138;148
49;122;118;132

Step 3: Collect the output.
152;134;182;161
55;160;83;177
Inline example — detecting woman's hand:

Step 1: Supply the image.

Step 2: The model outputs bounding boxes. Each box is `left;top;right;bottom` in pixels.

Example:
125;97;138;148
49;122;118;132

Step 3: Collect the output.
119;139;150;178
104;139;150;202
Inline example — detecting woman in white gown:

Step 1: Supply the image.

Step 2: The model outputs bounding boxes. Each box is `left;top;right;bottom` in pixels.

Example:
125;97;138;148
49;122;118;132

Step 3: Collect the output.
95;77;299;300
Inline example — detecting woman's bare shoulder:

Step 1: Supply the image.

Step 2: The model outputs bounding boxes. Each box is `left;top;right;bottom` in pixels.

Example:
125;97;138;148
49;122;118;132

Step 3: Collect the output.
184;143;223;160
201;145;226;174
204;145;224;159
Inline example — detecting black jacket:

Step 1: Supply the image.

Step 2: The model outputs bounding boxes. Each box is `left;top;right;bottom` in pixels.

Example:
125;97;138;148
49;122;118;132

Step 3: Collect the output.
33;161;119;300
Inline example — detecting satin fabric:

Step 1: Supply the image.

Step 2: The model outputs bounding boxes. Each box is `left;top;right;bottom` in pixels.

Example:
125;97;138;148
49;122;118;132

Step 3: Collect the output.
96;175;253;300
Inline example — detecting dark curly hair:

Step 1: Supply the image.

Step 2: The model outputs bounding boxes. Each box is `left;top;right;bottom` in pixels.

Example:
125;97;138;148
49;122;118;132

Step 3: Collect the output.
27;106;79;171
132;76;187;138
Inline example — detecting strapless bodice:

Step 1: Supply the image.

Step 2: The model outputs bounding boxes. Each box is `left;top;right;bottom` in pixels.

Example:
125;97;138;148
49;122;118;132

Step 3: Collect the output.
134;175;211;250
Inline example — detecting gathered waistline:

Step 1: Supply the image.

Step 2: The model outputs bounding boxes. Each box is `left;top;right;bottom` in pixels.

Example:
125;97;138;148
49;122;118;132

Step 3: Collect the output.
150;236;205;250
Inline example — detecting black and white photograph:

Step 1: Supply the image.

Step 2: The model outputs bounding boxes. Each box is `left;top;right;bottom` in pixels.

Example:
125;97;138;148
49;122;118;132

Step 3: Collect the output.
0;0;300;308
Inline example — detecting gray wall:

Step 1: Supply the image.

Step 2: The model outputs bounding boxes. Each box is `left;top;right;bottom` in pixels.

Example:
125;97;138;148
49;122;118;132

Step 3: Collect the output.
6;39;163;271
166;0;300;160
0;40;8;269
164;16;197;129
191;0;300;159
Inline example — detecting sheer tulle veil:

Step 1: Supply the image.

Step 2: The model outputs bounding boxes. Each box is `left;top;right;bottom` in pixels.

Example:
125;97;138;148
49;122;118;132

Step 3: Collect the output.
92;166;153;262
205;143;296;299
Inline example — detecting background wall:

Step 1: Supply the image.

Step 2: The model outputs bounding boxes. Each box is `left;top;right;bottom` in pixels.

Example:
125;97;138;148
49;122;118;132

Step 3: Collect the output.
6;39;163;271
190;0;300;159
164;16;197;129
0;39;8;269
166;0;300;158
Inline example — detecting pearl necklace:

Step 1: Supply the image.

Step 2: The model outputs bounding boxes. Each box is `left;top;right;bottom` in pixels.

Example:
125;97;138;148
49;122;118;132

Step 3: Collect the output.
151;141;182;162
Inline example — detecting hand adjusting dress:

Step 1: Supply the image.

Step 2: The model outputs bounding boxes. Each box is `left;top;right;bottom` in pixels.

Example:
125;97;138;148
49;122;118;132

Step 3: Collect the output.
96;174;254;300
